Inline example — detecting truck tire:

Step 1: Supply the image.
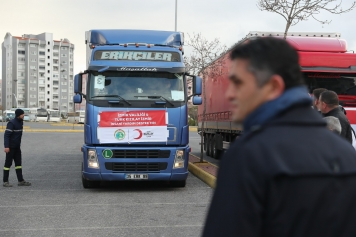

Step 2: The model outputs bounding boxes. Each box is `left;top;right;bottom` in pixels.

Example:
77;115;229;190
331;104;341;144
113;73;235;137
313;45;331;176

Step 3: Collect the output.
203;134;207;151
211;136;217;159
81;163;100;189
212;135;222;159
170;180;186;188
206;135;211;156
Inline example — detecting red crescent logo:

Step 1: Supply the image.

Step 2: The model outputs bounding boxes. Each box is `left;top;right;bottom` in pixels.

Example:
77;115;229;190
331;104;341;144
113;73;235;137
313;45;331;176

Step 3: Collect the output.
134;129;143;139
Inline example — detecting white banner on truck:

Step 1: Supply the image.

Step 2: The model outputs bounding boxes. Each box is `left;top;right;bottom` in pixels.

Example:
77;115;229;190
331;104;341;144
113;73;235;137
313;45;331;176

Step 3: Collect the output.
97;126;168;144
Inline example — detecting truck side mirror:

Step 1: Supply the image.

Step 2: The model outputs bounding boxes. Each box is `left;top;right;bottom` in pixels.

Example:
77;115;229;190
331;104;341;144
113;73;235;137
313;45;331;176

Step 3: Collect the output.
192;96;202;105
74;74;82;94
73;94;82;104
193;76;202;96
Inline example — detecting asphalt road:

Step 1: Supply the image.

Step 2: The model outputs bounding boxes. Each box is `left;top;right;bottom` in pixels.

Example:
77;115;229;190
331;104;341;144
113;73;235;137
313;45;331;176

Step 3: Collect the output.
0;132;213;237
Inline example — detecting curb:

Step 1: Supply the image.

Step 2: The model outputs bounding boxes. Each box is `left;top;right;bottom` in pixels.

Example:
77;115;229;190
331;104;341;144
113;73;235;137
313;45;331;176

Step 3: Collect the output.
188;162;216;188
188;154;218;189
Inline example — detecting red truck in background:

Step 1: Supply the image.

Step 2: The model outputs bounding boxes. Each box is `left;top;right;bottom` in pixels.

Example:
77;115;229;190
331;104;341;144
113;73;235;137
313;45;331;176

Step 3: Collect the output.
198;31;356;159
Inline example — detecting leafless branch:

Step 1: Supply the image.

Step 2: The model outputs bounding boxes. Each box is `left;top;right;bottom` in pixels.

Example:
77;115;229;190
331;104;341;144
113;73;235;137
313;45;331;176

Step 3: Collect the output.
257;0;356;38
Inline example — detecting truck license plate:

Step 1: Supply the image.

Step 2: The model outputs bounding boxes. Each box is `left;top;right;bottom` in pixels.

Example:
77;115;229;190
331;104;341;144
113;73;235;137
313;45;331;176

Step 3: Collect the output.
125;174;148;180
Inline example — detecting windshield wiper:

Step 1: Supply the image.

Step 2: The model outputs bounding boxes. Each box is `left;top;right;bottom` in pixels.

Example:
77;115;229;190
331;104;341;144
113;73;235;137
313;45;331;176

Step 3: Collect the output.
135;95;174;106
91;95;132;106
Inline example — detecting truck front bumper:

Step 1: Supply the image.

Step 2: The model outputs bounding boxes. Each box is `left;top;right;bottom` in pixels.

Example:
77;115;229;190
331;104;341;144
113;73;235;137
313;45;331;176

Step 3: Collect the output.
82;171;188;181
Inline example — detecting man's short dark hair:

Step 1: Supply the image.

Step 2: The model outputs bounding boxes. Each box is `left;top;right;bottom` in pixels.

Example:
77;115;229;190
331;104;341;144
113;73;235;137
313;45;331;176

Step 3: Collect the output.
313;88;327;100
320;91;339;107
230;37;304;89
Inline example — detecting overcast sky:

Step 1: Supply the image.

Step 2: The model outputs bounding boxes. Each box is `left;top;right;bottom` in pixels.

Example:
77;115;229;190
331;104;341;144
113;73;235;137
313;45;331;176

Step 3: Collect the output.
1;0;355;76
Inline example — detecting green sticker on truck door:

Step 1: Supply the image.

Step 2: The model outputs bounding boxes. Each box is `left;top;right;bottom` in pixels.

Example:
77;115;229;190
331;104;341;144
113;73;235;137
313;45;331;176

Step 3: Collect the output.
102;149;113;159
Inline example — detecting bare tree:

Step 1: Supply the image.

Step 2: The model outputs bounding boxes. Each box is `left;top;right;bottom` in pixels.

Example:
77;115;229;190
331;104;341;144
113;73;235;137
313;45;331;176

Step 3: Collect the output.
184;33;227;162
258;0;356;38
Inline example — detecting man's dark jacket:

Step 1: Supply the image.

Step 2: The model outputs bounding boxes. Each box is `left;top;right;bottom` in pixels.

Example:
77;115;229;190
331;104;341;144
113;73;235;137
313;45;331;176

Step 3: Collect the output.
323;107;353;144
203;105;356;237
4;118;23;148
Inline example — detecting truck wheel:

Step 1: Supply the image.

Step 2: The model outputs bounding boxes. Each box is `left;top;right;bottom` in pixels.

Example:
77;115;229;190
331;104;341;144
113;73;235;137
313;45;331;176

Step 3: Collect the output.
212;135;222;159
203;135;207;151
81;163;100;189
170;180;186;187
206;135;211;156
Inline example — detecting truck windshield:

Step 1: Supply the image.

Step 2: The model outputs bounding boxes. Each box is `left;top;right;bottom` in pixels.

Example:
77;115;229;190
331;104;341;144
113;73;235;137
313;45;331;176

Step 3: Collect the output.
305;73;356;95
89;71;185;101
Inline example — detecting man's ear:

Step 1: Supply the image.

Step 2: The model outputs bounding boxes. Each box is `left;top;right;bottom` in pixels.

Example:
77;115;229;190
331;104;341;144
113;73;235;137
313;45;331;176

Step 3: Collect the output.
264;74;285;101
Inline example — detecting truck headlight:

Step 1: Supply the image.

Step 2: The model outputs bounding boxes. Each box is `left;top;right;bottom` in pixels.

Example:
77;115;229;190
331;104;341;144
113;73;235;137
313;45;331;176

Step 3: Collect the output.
173;150;185;169
88;149;99;169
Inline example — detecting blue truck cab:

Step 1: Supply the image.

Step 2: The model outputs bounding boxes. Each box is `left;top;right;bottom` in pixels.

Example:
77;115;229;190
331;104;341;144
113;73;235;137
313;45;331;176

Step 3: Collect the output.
73;29;202;188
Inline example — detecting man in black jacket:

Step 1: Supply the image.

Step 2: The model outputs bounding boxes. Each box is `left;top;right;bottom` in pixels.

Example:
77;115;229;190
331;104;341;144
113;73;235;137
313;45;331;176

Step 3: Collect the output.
202;37;356;237
3;109;31;187
319;90;353;144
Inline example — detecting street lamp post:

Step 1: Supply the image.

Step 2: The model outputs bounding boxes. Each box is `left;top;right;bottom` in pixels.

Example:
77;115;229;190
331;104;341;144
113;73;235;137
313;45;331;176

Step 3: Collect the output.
13;94;18;109
175;0;177;31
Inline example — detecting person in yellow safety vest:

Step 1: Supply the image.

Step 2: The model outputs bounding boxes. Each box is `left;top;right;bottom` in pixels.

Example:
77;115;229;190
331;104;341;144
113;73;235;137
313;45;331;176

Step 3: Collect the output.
3;109;31;187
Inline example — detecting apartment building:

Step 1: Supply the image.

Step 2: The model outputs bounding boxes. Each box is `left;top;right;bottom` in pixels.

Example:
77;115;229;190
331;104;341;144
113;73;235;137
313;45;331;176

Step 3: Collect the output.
2;32;74;112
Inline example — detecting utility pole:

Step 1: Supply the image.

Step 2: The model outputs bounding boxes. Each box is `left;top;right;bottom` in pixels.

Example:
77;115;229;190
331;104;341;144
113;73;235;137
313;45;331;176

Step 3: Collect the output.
13;94;18;108
175;0;178;31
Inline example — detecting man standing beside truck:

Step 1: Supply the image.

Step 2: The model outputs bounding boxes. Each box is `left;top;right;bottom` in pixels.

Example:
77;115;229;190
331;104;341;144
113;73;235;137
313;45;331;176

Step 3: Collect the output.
3;109;31;187
203;37;356;236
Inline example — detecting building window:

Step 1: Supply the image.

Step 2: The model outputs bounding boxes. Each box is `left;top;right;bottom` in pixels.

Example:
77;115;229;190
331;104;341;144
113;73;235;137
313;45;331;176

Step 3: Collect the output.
53;74;59;78
18;57;25;62
30;58;37;62
18;43;25;48
48;41;50;45
30;80;37;84
61;54;67;57
48;56;50;59
48;70;50;73
61;96;67;99
48;49;50;52
48;63;50;66
30;87;37;91
31;51;37;55
30;73;37;77
61;82;67;86
39;66;45;70
47;84;50;88
18;50;25;55
30;44;37;48
30;65;37;70
18;65;26;69
39;51;45;55
62;89;67;92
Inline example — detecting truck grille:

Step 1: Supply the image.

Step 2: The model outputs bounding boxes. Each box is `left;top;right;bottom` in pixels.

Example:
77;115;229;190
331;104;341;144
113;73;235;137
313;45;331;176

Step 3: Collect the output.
112;150;170;158
105;162;168;172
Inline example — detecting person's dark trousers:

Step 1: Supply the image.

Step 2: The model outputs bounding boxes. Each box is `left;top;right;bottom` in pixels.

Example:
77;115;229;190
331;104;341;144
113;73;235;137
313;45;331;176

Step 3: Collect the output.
3;148;24;183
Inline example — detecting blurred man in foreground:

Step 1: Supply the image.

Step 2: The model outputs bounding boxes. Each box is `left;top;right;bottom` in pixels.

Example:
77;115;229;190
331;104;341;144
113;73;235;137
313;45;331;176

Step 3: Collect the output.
203;37;356;237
